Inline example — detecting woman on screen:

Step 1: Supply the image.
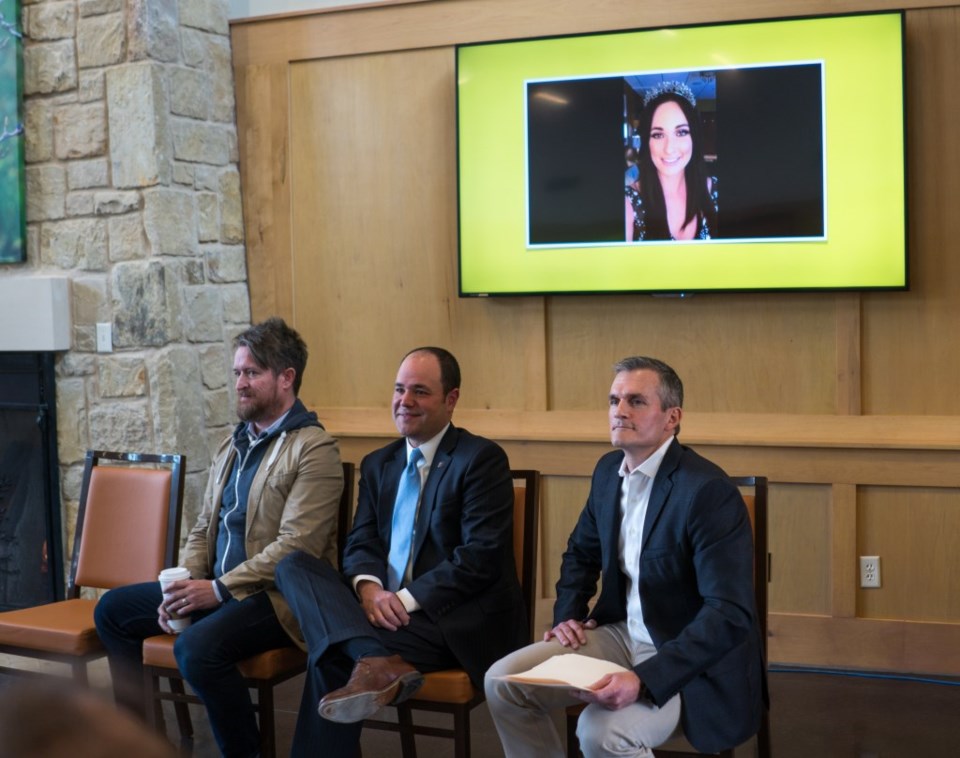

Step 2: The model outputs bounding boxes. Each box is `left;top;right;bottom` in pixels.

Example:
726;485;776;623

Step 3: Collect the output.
625;81;717;241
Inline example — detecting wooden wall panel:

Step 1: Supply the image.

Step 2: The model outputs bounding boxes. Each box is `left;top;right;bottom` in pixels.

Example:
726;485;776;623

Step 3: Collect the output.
862;8;960;415
539;475;591;605
547;294;837;413
769;614;960;674
830;483;859;617
768;484;831;616
235;64;294;323
858;486;960;622
230;0;956;67
287;49;547;411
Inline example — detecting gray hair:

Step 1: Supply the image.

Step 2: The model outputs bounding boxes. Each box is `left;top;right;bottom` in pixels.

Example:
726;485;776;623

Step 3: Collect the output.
613;356;684;411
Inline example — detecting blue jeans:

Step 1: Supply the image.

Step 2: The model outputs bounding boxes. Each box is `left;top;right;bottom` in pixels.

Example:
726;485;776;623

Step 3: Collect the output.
94;581;291;758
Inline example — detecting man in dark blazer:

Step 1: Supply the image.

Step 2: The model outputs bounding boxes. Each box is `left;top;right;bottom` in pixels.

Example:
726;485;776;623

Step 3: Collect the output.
275;347;526;758
486;356;766;758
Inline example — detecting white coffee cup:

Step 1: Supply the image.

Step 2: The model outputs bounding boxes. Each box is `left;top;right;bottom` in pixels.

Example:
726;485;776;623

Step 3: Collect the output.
158;566;192;633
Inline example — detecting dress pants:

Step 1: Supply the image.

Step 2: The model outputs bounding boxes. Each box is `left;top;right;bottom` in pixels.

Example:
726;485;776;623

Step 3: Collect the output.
484;622;681;758
94;582;290;758
274;551;460;758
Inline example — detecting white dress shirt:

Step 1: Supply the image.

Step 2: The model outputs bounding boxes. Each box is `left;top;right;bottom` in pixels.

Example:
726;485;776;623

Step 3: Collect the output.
618;435;673;660
352;423;450;613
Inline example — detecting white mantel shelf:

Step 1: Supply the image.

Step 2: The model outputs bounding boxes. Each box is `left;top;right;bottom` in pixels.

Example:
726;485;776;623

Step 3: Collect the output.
0;277;71;351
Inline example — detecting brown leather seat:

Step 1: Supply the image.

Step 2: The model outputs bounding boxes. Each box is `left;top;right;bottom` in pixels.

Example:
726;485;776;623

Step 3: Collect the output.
0;600;102;655
143;635;309;680
411;669;477;703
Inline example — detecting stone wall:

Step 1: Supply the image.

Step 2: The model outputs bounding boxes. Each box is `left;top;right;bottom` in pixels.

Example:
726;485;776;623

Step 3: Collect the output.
19;0;249;554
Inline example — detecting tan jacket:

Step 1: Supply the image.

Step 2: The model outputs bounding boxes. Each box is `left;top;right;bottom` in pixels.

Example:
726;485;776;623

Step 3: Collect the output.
180;422;342;646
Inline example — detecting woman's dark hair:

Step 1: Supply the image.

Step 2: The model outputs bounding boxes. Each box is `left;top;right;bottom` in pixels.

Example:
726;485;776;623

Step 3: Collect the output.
636;92;714;240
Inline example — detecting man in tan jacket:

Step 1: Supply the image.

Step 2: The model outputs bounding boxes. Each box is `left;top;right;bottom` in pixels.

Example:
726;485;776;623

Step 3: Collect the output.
95;318;343;758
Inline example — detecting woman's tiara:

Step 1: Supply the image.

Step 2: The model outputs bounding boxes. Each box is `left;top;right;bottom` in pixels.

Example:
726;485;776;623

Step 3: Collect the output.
642;81;696;109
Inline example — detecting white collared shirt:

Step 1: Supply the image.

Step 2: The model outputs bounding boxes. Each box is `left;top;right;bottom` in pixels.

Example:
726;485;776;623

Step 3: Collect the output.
352;423;450;613
618;435;673;660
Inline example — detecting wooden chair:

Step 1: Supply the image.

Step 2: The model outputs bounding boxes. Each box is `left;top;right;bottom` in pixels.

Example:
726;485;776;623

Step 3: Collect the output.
141;460;355;758
566;476;771;758
363;469;541;758
0;450;185;683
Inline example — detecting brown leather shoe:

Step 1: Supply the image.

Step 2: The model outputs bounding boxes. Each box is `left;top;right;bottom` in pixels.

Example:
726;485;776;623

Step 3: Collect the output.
318;654;424;723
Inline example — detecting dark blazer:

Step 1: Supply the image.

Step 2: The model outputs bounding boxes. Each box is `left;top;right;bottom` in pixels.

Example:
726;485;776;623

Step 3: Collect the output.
554;438;766;754
342;424;526;686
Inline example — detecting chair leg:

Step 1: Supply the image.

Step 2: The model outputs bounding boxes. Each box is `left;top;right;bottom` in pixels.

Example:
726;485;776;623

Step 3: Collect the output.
757;709;772;758
396;703;418;758
452;704;471;758
566;708;581;758
257;683;277;758
143;668;166;732
72;660;90;687
169;677;194;741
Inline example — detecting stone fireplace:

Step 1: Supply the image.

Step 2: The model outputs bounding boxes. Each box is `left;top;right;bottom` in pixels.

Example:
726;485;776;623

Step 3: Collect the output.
0;0;252;674
11;1;253;605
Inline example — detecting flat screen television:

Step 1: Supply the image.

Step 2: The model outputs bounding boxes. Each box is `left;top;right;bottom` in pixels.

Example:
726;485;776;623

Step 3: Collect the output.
456;11;907;296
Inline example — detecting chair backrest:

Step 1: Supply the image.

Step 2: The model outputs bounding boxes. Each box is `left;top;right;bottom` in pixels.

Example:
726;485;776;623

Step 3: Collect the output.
70;450;186;597
336;461;356;568
729;475;769;660
510;469;541;643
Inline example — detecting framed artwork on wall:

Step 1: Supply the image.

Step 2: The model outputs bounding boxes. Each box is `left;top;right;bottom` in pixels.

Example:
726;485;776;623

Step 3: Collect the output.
0;0;25;264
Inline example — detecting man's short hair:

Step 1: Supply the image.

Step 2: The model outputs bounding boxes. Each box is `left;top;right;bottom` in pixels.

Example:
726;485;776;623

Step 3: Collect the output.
613;356;684;410
233;318;308;395
403;347;461;396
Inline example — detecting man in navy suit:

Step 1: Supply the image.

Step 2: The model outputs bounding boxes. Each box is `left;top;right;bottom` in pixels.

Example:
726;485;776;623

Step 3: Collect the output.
275;347;526;757
485;356;766;758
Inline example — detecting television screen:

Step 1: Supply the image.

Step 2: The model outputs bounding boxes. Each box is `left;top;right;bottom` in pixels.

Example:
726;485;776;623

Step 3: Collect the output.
456;11;907;295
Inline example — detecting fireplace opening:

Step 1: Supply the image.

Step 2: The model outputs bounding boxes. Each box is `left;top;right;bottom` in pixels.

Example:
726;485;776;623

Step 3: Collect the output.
0;352;64;610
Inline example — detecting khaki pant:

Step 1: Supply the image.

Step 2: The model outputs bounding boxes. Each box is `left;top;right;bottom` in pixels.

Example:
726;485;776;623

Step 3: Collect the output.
484;622;681;758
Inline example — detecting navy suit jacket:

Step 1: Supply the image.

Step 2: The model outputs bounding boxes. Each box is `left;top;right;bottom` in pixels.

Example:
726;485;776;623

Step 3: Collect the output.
342;424;526;687
554;439;766;754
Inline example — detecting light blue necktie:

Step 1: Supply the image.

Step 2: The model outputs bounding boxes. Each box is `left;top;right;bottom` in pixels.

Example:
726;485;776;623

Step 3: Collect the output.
387;448;424;592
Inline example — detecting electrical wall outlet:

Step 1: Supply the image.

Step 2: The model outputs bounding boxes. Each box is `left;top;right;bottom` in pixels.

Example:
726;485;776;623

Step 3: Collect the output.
96;322;113;353
860;556;881;588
